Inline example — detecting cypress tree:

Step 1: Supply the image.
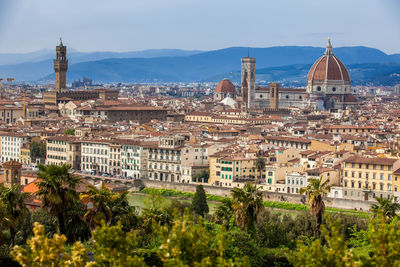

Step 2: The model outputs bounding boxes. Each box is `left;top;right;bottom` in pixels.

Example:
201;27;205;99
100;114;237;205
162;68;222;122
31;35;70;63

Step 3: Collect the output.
191;185;209;217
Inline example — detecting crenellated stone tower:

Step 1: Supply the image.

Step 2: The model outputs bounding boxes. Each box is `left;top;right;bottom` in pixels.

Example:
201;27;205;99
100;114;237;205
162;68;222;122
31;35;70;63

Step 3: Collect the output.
54;38;68;93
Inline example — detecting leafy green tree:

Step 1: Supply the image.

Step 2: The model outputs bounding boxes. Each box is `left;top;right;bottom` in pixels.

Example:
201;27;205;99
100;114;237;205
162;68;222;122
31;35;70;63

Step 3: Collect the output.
370;196;400;222
30;209;58;237
288;217;356;267
32;203;90;243
255;209;292;249
225;229;263;266
299;176;331;236
348;224;369;248
327;212;368;241
91;223;147;266
0;200;8;245
255;156;266;183
110;191;133;225
141;189;172;230
81;184;116;231
30;141;46;160
191;185;209;217
64;128;75;135
143;188;165;211
214;198;234;227
36;164;81;235
157;211;248;266
167;199;191;216
0;185;30;246
231;183;263;231
366;214;400;266
64;201;91;242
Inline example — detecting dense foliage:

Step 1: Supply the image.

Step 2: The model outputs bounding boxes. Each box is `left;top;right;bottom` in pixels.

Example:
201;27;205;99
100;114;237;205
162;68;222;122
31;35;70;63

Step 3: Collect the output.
2;165;400;266
30;141;46;160
139;187;369;217
36;164;81;236
64;128;75;135
191;185;209;217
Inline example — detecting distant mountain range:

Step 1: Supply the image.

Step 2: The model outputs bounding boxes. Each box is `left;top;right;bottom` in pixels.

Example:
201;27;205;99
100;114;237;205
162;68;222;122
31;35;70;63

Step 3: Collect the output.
0;46;399;85
0;48;203;66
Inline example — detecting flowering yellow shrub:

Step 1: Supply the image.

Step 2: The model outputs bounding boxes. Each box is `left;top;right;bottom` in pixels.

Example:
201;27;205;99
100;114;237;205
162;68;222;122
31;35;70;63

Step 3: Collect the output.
11;222;89;267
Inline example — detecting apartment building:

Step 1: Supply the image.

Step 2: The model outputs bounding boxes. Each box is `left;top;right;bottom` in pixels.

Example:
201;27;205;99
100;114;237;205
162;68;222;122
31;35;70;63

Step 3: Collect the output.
185;112;270;125
264;165;277;191
181;144;209;183
342;156;400;201
75;105;167;123
209;149;267;188
20;144;31;167
46;136;81;170
0;106;23;124
324;125;378;135
0;132;30;162
120;139;148;179
285;172;307;194
266;136;311;150
109;142;122;176
147;135;184;182
306;167;340;185
81;140;110;174
392;169;400;202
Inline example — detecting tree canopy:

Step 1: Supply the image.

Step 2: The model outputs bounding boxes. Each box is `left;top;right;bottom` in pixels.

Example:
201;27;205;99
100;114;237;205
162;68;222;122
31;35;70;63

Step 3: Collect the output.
191;185;209;217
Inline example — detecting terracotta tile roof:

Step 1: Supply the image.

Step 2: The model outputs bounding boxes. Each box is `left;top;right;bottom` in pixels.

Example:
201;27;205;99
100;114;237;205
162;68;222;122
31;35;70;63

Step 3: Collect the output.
215;79;236;94
307;53;350;82
344;155;398;165
23;180;39;194
266;136;311;144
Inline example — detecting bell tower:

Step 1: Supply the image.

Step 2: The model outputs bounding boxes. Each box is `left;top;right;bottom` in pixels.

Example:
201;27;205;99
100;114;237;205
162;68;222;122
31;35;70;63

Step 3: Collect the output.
54;38;68;93
241;56;256;111
269;83;280;110
1;160;22;188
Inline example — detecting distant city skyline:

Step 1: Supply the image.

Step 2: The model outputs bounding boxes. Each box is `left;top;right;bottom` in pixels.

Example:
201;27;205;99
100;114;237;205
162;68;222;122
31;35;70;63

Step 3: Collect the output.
0;0;399;54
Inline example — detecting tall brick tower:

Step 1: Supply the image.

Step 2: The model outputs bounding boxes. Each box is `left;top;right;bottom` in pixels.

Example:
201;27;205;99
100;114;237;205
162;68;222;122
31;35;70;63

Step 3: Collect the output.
54;38;68;93
269;83;280;110
241;56;256;111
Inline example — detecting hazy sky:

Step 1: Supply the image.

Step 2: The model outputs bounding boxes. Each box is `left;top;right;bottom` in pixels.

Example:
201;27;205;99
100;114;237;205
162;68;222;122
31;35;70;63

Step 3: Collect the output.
0;0;399;54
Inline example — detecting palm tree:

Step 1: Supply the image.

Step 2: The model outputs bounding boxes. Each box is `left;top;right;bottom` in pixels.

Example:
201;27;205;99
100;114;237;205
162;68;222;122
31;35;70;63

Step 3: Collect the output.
36;164;81;235
110;191;132;225
81;184;116;230
64;201;91;242
0;200;7;244
299;176;331;237
0;184;30;246
255;156;266;184
231;182;263;231
370;196;400;222
214;198;234;227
